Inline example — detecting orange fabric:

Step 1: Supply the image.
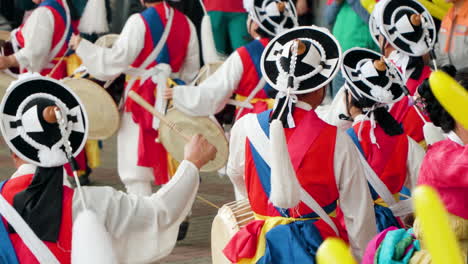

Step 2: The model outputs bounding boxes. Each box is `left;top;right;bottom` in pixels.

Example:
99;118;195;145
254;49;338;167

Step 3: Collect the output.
1;174;74;264
440;1;468;53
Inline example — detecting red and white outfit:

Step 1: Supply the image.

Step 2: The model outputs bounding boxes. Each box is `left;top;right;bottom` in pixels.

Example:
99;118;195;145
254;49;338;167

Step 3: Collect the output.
351;114;424;192
1;161;200;263
76;4;200;195
12;0;74;78
227;102;377;260
173;38;273;119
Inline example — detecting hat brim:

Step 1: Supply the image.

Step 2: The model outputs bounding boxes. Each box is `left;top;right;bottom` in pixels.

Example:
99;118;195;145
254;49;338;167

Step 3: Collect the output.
380;0;436;56
251;0;298;36
342;48;405;104
261;26;342;94
0;76;88;167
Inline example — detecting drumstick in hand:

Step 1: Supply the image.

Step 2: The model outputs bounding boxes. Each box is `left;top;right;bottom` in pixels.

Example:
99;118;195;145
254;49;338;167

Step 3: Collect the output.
128;91;191;142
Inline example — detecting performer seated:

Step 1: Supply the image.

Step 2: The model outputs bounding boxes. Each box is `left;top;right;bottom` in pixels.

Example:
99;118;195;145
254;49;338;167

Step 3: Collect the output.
166;0;298;121
70;0;200;195
340;48;425;232
0;76;216;263
411;67;468;263
224;26;377;263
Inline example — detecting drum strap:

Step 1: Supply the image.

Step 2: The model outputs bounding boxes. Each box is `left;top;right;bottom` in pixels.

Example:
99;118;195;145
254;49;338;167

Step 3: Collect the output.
244;113;340;236
346;128;413;217
0;181;60;264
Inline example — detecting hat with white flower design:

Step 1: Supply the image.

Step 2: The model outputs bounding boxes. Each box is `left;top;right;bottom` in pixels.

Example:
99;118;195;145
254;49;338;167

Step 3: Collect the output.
0;75;88;167
342;48;406;105
244;0;298;37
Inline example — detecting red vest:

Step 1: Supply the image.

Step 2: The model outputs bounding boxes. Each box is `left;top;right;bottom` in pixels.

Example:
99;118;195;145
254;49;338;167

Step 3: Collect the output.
15;0;73;79
353;121;409;194
1;174;74;264
244;108;339;218
390;66;432;143
125;5;192;185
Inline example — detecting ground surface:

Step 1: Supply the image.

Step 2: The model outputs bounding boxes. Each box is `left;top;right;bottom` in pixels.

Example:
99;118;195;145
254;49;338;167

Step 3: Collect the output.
0;136;235;264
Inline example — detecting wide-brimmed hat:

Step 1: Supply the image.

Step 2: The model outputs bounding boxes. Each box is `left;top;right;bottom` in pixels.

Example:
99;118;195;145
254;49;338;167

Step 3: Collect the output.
342;48;406;105
261;26;342;95
244;0;298;37
369;0;436;57
0;75;88;167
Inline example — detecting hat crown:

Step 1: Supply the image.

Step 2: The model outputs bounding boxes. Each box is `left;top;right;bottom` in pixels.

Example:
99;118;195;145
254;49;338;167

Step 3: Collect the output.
0;76;88;167
249;0;298;36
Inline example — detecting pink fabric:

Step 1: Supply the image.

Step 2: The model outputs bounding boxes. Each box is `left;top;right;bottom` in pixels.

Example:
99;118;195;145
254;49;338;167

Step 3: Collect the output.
362;226;399;264
418;138;468;219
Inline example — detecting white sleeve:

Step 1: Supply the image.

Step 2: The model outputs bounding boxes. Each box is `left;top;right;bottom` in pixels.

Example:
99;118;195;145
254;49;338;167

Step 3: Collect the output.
76;14;145;81
173;51;244;116
334;130;377;261
226;116;249;200
405;136;425;190
173;19;200;83
74;160;200;263
14;8;54;72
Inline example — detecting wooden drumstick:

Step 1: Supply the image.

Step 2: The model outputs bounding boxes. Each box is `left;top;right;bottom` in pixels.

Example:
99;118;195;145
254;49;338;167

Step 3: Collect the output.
127;91;191;142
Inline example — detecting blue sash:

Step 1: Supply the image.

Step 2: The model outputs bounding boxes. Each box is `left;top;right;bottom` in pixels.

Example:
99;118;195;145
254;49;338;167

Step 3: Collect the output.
244;40;274;97
40;0;72;45
0;180;19;264
250;111;337;218
140;7;170;64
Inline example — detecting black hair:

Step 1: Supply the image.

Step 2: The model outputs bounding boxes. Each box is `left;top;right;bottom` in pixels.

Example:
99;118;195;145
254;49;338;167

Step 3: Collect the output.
67;0;80;21
350;93;404;136
418;65;468;133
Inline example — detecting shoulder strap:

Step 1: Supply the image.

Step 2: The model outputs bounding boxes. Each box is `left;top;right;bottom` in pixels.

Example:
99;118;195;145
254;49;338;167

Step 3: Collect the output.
0;181;60;264
124;7;175;100
346;128;413;216
245;113;339;235
46;0;72;63
0;181;19;264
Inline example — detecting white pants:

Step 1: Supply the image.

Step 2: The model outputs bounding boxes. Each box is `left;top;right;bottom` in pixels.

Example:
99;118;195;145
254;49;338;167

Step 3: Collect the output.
117;112;153;196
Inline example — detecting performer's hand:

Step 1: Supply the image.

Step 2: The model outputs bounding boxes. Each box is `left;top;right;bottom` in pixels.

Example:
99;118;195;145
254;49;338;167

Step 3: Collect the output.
0;55;17;70
296;0;309;16
164;87;174;100
184;134;217;170
69;34;82;50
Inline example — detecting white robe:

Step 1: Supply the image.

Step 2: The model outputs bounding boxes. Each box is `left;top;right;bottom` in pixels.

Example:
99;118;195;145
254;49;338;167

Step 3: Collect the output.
76;11;200;194
172;51;245;116
8;160;200;263
227;102;378;260
13;7;56;73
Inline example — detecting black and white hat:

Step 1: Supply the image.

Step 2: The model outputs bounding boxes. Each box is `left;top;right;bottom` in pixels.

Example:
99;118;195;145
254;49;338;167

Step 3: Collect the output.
369;0;436;57
244;0;298;37
261;26;342;127
261;26;342;94
342;48;406;105
0;75;88;167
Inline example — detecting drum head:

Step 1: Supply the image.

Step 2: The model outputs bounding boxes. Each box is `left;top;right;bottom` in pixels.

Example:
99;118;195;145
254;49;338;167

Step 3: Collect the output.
159;108;228;172
94;34;120;48
62;78;120;140
0;72;16;101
